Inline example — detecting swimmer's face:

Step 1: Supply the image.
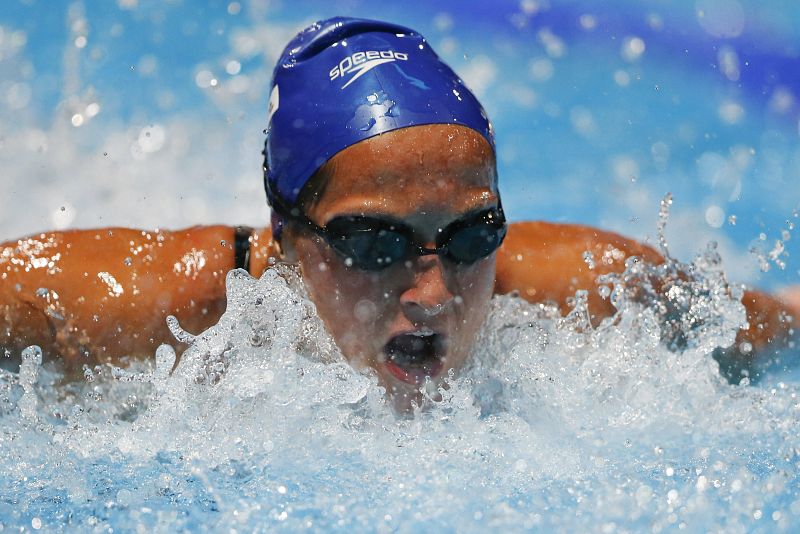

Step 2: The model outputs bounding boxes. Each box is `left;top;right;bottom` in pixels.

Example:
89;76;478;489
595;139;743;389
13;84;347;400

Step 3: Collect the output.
286;124;498;410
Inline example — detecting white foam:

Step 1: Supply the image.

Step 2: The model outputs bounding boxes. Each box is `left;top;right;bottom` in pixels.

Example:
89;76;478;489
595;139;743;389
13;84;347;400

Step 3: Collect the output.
1;229;797;531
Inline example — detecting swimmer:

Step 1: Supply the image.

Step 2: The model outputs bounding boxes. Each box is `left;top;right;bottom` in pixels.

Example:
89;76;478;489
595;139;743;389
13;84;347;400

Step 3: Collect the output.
1;18;798;400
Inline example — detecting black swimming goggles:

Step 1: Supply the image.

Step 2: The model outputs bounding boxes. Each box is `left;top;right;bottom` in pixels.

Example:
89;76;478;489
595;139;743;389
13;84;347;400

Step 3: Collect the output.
273;197;507;271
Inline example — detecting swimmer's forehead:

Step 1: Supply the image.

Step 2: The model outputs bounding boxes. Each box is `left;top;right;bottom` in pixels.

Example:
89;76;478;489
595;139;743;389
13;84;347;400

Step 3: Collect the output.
328;125;495;189
308;125;498;222
334;124;494;170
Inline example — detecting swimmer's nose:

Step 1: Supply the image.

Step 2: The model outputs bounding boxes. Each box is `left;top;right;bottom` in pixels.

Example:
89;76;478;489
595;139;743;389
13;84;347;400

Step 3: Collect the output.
399;255;455;321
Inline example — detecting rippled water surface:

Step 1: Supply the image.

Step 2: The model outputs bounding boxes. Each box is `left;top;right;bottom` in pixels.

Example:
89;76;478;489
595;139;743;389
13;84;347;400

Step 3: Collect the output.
2;234;798;532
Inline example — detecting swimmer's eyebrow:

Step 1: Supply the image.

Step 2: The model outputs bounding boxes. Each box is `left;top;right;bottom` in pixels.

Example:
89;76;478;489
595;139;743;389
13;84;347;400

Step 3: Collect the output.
322;196;501;227
320;188;500;224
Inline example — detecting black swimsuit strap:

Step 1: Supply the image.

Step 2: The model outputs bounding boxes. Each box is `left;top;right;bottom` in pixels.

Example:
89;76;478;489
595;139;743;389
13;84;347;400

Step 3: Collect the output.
234;225;254;272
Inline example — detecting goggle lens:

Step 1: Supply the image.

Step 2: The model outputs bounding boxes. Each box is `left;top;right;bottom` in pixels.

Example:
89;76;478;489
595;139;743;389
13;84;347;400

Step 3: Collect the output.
328;225;410;270
324;208;506;271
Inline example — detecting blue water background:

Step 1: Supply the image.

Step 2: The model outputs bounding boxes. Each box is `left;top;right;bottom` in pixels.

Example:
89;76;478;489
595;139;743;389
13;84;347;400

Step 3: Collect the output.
1;0;799;289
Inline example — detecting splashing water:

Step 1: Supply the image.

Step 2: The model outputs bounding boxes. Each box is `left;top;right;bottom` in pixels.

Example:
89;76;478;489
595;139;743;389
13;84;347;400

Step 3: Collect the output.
1;218;799;531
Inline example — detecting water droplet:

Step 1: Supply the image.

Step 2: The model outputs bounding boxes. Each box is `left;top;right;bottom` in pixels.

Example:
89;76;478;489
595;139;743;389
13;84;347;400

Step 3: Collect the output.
621;36;646;62
579;14;597;30
530;58;554;82
155;344;176;380
614;70;631;86
225;59;242;75
705;205;725;228
718;100;745;124
19;345;42;421
195;70;214;88
696;475;708;491
354;299;376;322
167;315;197;344
657;193;673;255
696;0;745;38
86;102;100;117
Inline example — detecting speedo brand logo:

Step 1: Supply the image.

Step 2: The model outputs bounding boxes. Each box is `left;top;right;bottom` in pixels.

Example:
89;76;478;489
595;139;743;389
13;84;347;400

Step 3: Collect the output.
329;50;409;89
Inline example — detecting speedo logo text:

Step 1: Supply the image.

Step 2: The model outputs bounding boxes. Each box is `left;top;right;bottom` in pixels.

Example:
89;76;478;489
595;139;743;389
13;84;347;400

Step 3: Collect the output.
329;50;409;89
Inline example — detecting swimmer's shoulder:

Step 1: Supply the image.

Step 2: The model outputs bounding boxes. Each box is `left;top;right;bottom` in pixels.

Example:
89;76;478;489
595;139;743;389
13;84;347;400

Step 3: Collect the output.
495;221;663;316
499;221;662;263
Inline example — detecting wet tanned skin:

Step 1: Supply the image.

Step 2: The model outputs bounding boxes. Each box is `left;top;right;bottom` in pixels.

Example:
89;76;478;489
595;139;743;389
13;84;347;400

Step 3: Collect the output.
495;222;797;356
496;221;664;320
0;124;797;382
1;222;795;371
1;226;233;365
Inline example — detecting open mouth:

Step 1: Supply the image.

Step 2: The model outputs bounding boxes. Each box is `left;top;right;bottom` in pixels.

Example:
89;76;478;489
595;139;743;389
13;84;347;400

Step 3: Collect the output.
382;331;446;385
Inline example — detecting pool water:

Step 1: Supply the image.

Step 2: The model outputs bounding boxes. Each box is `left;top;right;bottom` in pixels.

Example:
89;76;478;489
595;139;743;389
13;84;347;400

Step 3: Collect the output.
1;215;798;532
2;2;799;530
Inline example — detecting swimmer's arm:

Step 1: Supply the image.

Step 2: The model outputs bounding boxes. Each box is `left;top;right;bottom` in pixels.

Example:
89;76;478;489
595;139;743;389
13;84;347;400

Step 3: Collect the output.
494;221;798;356
0;226;242;365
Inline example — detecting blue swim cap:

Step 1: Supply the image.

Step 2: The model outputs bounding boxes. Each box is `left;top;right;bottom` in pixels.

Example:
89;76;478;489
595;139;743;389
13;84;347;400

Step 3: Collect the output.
264;17;495;214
